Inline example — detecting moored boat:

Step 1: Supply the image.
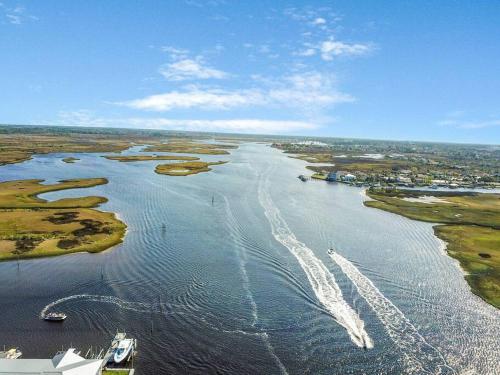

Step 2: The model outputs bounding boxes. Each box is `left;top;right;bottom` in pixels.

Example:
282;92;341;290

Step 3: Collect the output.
113;338;135;364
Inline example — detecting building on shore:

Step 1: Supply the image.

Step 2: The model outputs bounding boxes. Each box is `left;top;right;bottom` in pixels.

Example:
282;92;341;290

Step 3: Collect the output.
0;348;102;375
326;170;348;181
343;173;357;182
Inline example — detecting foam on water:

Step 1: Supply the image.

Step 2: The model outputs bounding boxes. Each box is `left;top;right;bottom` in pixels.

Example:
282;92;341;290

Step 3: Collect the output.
257;168;373;349
40;294;185;319
329;251;456;374
223;195;289;375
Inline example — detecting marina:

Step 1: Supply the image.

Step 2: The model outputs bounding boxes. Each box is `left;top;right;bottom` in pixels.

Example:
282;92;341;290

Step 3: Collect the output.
0;333;136;375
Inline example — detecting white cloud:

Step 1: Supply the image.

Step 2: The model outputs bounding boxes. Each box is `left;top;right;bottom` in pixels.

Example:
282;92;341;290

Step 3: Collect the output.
145;118;317;133
50;111;317;134
438;119;500;129
269;72;354;108
437;111;500;129
117;71;353;112
0;3;37;24
320;40;372;60
159;58;228;81
117;89;262;111
312;17;326;25
296;48;316;57
160;46;189;58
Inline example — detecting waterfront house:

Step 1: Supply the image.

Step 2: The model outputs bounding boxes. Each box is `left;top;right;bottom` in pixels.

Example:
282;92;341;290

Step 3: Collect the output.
0;348;102;375
326;170;347;181
343;173;357;182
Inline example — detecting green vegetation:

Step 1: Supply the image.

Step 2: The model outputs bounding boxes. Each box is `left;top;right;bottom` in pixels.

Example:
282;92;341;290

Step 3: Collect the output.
62;157;79;163
311;173;327;180
102;370;131;375
144;140;237;155
0;178;126;261
0;178;109;208
104;155;199;162
155;161;227;176
0;134;139;165
365;189;500;308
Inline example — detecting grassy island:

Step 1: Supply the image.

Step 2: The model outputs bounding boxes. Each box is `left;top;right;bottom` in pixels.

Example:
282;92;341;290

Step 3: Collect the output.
0;133;141;165
62;157;79;163
104;155;199;162
143;140;237;155
0;178;126;261
365;189;500;308
155;161;227;176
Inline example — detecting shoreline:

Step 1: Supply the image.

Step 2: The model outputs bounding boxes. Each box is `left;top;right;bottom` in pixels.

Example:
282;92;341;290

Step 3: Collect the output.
0;178;127;262
364;188;500;309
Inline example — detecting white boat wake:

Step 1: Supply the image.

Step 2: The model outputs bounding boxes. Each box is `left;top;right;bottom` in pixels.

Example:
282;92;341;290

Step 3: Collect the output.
40;294;182;319
223;195;289;375
258;170;372;349
329;251;456;374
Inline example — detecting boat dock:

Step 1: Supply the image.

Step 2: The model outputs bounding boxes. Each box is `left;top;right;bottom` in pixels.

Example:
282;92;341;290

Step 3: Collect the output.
0;333;137;375
101;332;137;373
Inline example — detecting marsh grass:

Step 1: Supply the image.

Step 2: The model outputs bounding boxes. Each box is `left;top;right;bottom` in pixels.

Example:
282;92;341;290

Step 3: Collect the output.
0;178;126;261
365;189;500;308
155;161;227;176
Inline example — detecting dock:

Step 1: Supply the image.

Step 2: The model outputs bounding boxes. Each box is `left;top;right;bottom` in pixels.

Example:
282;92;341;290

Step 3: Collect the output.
101;332;137;373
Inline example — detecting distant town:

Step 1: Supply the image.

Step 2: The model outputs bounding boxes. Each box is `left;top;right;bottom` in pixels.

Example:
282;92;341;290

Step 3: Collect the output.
273;139;500;189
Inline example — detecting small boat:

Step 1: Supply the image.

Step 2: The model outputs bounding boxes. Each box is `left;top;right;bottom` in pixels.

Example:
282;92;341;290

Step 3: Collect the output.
0;348;22;359
44;312;67;322
327;248;334;255
298;175;307;182
113;338;135;364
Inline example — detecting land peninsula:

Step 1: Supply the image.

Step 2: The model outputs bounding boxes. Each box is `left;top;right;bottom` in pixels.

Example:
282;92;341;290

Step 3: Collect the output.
104;139;234;176
0;128;147;165
365;189;500;308
104;155;198;162
0;178;126;261
155;161;227;176
143;139;237;155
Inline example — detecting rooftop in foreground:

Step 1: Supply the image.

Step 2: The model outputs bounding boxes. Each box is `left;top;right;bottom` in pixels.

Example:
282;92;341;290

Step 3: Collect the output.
0;348;102;375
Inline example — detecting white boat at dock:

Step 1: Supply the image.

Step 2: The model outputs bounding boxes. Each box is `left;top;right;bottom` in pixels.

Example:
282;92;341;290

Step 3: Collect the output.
113;338;135;364
105;332;137;366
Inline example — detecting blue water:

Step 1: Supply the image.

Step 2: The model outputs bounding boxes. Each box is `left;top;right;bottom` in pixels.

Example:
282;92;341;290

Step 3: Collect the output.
0;143;498;374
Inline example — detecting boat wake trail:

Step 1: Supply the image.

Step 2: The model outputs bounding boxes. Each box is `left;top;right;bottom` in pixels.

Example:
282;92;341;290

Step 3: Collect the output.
329;251;456;374
257;169;372;349
40;294;185;319
223;196;289;375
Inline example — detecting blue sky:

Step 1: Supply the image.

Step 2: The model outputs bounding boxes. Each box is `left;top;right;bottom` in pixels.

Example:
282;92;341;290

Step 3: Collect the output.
1;1;499;143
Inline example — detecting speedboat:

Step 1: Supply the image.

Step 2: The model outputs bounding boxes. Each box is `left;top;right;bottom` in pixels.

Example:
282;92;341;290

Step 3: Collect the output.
44;312;67;322
113;338;134;364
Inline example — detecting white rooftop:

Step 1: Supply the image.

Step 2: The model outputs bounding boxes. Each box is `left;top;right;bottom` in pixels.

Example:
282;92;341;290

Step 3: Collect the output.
0;349;102;375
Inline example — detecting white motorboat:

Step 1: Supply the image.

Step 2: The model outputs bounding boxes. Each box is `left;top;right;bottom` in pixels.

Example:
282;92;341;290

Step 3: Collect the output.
113;338;134;364
44;312;67;322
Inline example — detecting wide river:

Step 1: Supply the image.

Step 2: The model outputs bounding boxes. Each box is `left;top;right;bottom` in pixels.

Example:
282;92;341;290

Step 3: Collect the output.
0;142;498;374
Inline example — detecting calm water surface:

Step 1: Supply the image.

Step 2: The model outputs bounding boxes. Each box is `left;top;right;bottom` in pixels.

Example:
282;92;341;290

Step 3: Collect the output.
0;143;498;374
